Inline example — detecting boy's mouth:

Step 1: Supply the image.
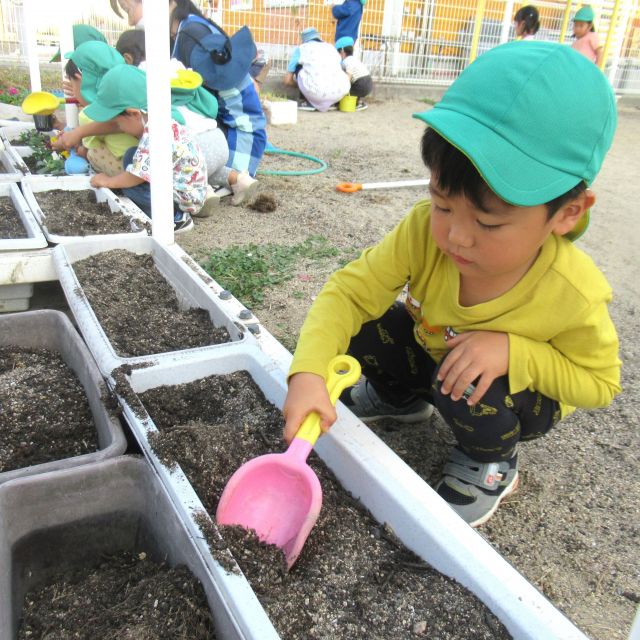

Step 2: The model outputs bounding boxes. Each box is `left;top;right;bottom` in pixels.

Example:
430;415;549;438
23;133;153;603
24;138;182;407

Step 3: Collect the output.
451;253;473;265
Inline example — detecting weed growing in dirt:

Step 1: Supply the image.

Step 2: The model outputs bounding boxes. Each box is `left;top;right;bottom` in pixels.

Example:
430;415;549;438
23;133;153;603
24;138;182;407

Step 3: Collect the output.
200;235;339;306
18;129;65;175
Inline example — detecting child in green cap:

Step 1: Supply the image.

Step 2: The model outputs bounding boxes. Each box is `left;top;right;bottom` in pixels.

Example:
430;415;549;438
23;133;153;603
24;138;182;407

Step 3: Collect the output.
572;5;603;65
52;41;138;176
282;41;621;527
86;64;211;233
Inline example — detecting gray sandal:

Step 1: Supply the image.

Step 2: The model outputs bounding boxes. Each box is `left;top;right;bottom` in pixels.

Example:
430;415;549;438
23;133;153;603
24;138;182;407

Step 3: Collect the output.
435;447;519;527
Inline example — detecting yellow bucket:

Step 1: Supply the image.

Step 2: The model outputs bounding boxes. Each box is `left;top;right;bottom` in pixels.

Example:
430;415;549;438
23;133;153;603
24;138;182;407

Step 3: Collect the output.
338;95;357;112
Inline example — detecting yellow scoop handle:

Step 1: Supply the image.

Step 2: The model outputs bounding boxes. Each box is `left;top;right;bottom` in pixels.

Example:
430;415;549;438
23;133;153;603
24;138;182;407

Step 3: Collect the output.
295;355;361;445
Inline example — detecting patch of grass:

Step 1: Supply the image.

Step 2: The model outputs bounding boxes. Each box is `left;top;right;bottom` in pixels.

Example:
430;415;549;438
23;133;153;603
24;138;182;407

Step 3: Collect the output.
418;98;438;106
0;65;61;96
200;235;340;307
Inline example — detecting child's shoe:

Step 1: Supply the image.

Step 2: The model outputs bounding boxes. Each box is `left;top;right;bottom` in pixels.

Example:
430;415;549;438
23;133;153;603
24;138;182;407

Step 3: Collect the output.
434;447;519;527
341;379;434;424
355;100;368;111
193;185;221;218
231;171;259;206
173;211;194;234
297;100;317;112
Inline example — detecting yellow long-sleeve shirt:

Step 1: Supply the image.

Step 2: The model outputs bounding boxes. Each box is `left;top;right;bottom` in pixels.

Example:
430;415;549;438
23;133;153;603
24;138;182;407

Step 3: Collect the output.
290;200;621;417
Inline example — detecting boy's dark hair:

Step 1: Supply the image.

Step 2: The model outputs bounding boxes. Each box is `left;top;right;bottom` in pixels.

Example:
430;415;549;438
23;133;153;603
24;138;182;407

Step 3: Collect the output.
64;59;81;79
116;29;146;66
421;128;586;217
514;5;540;35
340;45;354;56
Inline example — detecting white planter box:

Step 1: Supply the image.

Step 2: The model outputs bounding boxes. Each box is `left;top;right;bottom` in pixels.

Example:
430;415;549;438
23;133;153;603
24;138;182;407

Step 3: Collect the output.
0;283;33;312
118;347;588;640
0;182;47;250
52;236;258;378
263;99;298;126
0;145;22;183
21;175;150;244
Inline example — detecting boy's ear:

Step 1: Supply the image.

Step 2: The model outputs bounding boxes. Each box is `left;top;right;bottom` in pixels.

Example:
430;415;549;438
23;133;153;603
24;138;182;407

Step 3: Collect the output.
123;108;141;117
122;52;134;65
551;189;596;236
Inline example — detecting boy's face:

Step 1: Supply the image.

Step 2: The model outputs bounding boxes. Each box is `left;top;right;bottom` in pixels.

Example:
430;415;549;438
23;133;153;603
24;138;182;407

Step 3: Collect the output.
115;109;145;137
67;75;86;107
428;178;581;285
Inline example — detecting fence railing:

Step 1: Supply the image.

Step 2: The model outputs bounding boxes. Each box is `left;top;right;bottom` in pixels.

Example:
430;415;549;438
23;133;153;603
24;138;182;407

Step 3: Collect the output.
1;0;639;94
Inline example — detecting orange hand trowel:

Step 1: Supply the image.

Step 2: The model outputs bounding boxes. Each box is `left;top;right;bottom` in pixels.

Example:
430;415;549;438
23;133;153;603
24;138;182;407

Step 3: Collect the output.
336;178;430;193
216;354;361;568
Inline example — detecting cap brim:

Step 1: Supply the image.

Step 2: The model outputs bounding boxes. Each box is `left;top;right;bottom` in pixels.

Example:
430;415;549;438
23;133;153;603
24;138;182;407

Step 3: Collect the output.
414;108;584;207
83;101;120;122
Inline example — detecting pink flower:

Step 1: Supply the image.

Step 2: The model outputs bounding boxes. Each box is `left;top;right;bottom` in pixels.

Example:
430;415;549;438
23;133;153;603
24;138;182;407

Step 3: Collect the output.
8;87;18;95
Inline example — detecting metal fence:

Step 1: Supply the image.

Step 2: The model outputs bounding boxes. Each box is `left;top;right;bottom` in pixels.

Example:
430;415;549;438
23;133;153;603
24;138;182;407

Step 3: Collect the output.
1;0;639;94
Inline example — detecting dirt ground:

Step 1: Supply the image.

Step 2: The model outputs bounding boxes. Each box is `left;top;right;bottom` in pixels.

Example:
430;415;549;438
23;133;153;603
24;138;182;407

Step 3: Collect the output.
177;97;640;639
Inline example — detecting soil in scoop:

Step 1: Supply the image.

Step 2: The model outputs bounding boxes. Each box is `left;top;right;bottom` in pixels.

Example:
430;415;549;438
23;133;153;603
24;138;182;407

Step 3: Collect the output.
0;347;97;472
18;551;216;639
73;249;231;358
140;372;510;640
35;188;139;236
0;196;26;238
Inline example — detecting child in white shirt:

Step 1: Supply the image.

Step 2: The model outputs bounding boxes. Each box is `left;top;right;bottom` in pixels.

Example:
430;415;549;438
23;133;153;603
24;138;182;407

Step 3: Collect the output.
336;36;373;110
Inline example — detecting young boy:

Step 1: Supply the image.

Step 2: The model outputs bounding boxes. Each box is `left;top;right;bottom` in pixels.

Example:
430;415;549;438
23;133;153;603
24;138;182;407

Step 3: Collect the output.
283;41;621;526
86;64;209;233
335;36;372;110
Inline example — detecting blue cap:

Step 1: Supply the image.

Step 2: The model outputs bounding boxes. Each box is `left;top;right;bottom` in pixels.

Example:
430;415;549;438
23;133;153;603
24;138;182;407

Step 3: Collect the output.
301;27;321;43
335;36;355;50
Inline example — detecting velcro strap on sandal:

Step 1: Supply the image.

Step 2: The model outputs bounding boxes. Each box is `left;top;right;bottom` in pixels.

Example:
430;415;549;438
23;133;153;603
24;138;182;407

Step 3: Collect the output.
442;449;503;490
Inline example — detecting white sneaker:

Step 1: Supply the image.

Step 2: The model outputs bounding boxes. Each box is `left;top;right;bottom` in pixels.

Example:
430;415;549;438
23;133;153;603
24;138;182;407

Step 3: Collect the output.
231;171;259;206
193;185;221;218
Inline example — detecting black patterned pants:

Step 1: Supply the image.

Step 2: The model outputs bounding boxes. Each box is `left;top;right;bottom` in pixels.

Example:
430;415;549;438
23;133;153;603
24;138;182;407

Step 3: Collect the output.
346;302;561;462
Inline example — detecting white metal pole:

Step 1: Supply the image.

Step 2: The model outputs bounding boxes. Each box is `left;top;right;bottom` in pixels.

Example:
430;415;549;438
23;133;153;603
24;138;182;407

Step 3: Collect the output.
22;0;41;92
57;6;77;128
499;0;515;44
144;2;175;245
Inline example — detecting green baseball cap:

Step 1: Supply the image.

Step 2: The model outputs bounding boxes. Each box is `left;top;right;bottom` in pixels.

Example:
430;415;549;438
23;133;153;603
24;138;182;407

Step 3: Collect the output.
414;41;617;208
65;41;125;104
83;64;148;122
574;5;595;22
50;24;107;63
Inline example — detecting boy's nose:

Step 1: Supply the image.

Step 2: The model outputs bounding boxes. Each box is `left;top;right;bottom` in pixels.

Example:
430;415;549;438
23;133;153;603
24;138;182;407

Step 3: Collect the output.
448;222;474;248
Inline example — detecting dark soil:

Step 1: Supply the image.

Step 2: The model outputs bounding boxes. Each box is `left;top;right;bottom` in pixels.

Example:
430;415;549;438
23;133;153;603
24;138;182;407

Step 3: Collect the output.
140;371;510;640
34;189;138;236
0;196;26;238
0;347;97;472
17;551;216;640
72;250;231;358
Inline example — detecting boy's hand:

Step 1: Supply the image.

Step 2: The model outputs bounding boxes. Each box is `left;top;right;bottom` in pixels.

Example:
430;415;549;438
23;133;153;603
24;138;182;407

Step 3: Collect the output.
55;129;82;150
283;372;337;444
90;173;111;189
438;331;509;405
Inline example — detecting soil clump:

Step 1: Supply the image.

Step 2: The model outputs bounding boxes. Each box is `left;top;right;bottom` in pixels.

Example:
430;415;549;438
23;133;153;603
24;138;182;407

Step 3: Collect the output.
72;249;231;357
141;371;510;640
0;346;96;472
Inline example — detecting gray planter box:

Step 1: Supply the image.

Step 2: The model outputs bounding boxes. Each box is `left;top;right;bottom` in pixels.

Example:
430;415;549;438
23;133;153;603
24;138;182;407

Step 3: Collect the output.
118;347;588;640
52;236;255;378
0;182;46;251
21;175;150;244
0;456;243;640
0;310;127;484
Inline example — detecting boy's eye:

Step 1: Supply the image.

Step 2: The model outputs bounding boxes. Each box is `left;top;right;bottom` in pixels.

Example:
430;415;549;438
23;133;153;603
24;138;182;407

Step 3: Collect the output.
431;202;450;213
477;220;502;230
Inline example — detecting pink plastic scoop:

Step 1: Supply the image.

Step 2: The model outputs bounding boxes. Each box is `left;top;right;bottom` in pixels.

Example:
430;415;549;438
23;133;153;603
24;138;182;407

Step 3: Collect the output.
216;355;361;568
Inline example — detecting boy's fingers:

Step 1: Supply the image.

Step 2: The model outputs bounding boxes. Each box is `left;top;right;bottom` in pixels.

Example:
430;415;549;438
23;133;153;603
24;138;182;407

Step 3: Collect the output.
466;375;491;405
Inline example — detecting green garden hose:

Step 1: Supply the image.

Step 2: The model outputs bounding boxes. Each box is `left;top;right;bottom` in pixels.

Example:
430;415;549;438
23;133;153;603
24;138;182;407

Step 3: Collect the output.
257;145;328;176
